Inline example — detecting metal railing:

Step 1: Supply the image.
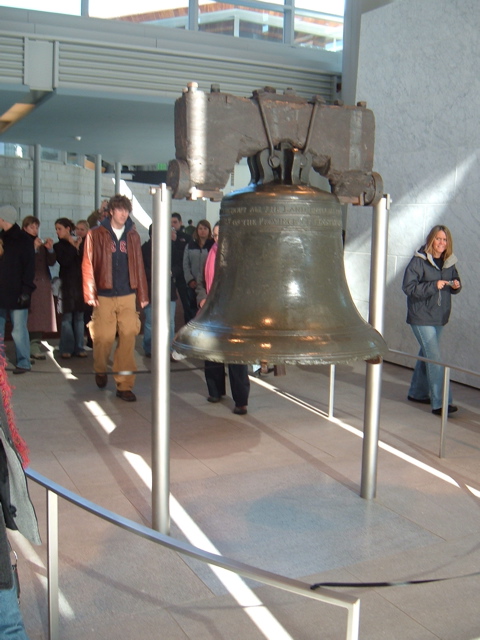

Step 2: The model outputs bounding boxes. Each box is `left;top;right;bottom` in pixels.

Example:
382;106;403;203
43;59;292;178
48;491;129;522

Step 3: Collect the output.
25;468;360;640
388;349;479;457
22;347;478;639
326;351;480;458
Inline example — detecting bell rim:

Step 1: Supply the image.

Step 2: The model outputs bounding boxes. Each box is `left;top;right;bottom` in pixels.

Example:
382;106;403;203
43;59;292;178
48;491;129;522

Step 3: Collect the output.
172;326;387;366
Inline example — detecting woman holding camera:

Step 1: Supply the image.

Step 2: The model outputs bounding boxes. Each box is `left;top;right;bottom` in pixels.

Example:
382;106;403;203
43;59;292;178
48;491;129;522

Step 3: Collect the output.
402;225;462;416
183;220;214;320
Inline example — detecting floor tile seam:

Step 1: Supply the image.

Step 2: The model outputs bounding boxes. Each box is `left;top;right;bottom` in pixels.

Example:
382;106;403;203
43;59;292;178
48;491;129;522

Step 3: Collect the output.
374;432;463;475
359;421;480;495
18;362;476;492
248;383;414;474
251;421;340;460
171;371;476;497
51;441;125;470
47;606;191;636
170;438;222;477
253;410;476;524
46;440;155;526
168;559;230;606
375;434;480;496
277;374;477;410
371;597;444;639
173;430;335;462
24;372;480;512
320;569;425;603
371;503;450;542
53;554;217;617
306;566;435;610
49;453;87;498
333;535;480;586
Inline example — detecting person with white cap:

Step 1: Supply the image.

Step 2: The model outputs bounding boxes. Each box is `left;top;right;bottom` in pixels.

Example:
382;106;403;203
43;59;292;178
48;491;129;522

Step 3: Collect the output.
0;206;35;374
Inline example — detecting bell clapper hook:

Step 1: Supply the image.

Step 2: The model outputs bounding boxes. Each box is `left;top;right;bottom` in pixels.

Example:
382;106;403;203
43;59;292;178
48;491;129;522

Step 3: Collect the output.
254;88;282;172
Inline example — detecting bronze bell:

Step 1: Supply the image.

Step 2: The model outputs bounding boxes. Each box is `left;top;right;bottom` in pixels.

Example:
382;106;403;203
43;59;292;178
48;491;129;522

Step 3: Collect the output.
173;180;387;365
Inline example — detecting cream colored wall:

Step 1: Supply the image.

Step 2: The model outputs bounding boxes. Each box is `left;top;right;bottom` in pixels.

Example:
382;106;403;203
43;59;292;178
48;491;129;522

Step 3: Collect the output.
345;0;480;387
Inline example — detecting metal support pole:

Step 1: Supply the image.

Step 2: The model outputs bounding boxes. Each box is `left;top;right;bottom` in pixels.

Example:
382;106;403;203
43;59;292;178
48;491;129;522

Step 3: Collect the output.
33;144;41;219
346;598;360;640
360;194;390;499
151;184;172;534
439;366;450;458
47;489;59;640
188;0;199;30
114;162;122;194
283;0;294;45
94;154;102;210
328;364;336;418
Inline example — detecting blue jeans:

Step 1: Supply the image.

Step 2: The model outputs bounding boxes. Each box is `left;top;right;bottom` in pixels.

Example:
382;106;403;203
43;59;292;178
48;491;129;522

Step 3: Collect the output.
0;308;31;370
409;324;452;410
142;301;176;356
59;311;85;355
0;580;30;639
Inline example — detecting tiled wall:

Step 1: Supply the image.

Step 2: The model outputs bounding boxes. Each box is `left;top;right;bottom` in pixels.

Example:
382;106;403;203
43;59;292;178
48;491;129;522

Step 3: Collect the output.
0;156;208;244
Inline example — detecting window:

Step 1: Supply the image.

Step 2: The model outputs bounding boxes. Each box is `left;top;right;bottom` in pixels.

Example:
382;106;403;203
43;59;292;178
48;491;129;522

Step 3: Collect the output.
86;0;344;50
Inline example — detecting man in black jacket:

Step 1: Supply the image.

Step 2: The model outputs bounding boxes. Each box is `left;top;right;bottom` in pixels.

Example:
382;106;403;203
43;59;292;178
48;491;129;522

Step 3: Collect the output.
141;224;177;358
171;212;193;323
0;206;35;374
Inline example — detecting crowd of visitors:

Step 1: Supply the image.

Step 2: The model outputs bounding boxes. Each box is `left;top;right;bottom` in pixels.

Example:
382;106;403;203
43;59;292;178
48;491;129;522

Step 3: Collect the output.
1;198;464;421
0;200;250;411
0;201;223;399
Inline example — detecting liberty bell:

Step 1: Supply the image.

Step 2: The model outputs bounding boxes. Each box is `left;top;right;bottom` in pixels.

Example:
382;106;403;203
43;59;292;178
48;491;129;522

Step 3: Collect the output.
172;143;387;365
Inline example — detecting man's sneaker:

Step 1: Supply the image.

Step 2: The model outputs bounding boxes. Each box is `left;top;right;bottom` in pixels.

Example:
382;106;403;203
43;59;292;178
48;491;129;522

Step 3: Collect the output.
116;390;137;402
171;350;187;361
95;374;108;388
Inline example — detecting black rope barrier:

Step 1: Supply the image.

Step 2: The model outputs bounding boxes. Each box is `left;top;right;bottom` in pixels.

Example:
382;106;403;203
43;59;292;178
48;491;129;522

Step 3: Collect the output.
5;365;204;375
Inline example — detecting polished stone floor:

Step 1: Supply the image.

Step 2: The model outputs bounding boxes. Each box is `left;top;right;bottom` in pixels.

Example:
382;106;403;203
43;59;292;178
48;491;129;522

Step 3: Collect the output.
4;337;480;640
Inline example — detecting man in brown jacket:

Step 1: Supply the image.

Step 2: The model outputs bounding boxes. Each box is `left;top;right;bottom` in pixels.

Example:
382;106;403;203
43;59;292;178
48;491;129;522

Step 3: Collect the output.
82;195;148;402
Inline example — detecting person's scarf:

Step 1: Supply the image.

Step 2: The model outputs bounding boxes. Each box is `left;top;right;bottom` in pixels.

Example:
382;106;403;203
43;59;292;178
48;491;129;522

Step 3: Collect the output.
0;345;29;468
204;242;218;294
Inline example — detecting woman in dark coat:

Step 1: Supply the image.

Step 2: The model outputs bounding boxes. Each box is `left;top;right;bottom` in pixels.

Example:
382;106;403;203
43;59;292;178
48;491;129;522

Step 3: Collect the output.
195;223;250;415
53;218;87;359
22;216;57;360
402;224;462;415
183;219;214;320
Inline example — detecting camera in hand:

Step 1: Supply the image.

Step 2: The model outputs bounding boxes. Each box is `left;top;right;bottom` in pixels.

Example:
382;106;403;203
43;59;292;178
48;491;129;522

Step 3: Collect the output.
16;293;31;308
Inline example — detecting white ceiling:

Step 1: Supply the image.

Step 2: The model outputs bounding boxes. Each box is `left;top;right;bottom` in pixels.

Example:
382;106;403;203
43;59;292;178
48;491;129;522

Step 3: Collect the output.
0;86;176;167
